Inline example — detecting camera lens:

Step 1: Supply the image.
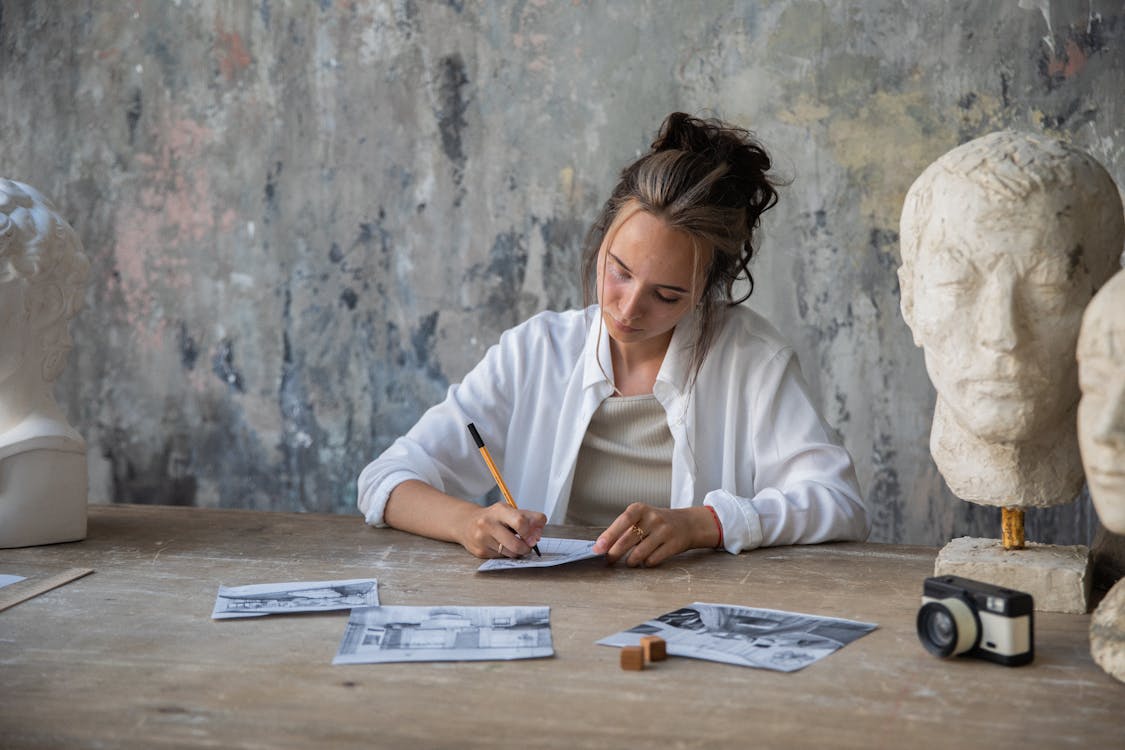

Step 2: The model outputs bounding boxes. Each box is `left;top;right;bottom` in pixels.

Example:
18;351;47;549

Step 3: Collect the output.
917;599;978;658
924;608;955;648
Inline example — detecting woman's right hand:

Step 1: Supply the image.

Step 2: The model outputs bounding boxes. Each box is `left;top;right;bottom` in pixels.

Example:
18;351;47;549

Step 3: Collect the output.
458;502;546;559
384;480;546;559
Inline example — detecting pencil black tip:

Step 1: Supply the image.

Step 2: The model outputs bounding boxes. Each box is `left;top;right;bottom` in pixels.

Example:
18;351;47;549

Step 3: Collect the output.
533;544;541;557
467;423;484;448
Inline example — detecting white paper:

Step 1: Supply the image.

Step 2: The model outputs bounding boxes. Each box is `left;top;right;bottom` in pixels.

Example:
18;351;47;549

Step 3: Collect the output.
334;605;554;664
0;574;27;589
212;578;379;619
598;601;877;672
477;537;602;571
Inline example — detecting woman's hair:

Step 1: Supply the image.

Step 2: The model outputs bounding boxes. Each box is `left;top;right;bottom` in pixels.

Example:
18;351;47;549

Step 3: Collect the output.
581;112;779;381
0;179;90;382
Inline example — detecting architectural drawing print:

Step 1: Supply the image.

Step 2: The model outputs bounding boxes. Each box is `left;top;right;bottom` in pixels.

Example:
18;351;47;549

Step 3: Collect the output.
212;578;379;619
598;602;876;672
334;605;554;664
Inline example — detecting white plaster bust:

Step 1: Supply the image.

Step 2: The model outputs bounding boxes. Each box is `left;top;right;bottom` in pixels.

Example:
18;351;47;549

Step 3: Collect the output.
1078;269;1125;683
899;131;1124;508
1078;269;1125;534
0;179;91;547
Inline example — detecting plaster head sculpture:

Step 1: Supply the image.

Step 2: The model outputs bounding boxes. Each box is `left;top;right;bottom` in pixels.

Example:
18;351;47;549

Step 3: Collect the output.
0;178;91;548
1078;269;1125;684
899;130;1124;510
1078;269;1125;535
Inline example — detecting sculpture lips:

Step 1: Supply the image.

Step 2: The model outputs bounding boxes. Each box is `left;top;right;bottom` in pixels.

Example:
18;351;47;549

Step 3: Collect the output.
1089;466;1125;479
966;379;1027;397
963;369;1054;395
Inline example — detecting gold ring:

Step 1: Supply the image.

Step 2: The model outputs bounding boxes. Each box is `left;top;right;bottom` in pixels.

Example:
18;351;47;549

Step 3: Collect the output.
629;524;648;540
498;543;505;556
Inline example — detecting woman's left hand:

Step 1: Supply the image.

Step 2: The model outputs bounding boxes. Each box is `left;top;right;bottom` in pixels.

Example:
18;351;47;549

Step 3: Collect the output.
593;503;721;567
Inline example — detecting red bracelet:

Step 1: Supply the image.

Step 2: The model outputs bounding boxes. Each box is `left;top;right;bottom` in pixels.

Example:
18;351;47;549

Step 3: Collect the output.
704;505;724;550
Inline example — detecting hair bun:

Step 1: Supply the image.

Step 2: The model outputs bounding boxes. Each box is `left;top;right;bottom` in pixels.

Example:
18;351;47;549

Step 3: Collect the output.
649;112;776;217
651;112;714;155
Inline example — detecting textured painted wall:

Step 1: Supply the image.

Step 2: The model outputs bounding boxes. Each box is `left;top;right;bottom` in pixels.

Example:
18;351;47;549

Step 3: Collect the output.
1;0;1121;545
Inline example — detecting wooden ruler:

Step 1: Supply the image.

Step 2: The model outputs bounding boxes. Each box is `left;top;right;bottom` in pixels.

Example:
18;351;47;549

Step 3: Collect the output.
0;568;94;612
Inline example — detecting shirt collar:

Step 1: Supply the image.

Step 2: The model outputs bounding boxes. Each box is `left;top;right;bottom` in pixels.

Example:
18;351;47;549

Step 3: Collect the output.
581;305;697;397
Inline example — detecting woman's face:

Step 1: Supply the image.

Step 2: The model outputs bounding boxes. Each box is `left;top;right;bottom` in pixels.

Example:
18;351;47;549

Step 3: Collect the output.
596;207;708;358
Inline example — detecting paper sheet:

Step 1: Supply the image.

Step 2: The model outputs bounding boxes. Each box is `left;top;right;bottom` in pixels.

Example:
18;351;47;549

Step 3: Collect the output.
598;601;877;672
0;574;27;589
334;605;554;664
212;578;379;619
477;537;602;571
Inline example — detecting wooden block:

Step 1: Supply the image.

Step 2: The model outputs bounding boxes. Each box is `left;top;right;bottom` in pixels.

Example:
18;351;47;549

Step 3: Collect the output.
620;646;645;671
640;635;667;662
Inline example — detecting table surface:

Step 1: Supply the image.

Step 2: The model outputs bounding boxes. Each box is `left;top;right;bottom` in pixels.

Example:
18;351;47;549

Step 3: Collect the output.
1;505;1121;749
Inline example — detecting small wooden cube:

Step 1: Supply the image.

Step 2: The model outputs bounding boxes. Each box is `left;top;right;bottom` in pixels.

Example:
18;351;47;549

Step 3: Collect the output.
619;645;645;671
640;635;667;662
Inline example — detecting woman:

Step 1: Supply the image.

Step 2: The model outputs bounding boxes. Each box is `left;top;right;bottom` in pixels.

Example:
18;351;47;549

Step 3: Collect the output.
358;113;868;566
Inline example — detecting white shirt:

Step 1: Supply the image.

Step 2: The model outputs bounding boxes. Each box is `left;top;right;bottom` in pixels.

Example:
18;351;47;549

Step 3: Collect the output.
357;305;869;553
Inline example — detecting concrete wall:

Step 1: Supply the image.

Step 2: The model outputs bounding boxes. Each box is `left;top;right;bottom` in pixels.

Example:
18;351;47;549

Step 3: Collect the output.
1;0;1121;545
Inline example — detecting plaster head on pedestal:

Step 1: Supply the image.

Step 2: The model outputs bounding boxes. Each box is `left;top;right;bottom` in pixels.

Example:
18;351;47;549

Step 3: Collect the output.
1079;269;1125;684
0;178;91;548
1078;269;1125;535
898;131;1124;508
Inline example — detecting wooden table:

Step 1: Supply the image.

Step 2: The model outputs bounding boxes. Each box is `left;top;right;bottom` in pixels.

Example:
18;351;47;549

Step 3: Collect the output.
1;505;1121;749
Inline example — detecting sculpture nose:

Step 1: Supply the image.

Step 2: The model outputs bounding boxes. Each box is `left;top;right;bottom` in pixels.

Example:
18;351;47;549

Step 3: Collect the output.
1092;383;1125;448
976;275;1020;353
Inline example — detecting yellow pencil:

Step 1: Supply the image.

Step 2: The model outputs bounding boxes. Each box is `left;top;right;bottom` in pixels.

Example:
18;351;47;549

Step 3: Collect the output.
467;423;541;556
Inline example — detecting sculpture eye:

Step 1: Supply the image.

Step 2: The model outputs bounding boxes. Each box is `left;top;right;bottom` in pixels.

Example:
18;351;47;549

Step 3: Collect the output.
1078;364;1110;395
919;246;979;292
1026;260;1071;289
924;261;974;290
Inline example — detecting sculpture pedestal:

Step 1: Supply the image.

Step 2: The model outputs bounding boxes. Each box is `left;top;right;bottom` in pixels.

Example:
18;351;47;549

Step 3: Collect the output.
1091;578;1125;683
0;448;88;548
934;536;1091;614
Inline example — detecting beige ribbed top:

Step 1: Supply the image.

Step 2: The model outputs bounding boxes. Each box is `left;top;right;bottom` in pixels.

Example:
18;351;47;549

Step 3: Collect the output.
565;394;674;526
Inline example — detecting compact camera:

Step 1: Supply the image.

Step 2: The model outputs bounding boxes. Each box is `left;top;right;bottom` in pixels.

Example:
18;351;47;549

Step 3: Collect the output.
916;575;1034;666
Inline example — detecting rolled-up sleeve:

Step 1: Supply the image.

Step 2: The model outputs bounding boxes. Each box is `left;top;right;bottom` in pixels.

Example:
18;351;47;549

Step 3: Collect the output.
356;327;519;527
705;348;868;553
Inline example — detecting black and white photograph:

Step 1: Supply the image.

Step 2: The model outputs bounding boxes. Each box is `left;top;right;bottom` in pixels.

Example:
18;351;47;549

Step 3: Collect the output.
477;537;601;571
211;578;380;619
599;602;877;672
334;605;553;664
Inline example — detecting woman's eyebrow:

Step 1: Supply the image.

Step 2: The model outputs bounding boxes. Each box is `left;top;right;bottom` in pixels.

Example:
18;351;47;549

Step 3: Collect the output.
608;252;690;293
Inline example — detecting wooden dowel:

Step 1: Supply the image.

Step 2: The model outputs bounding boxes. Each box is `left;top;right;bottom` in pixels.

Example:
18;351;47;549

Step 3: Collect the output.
1001;507;1025;550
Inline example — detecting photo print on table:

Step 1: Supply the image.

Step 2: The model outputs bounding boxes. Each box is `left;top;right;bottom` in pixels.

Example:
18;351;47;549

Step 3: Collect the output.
599;601;876;672
211;578;380;619
334;605;554;664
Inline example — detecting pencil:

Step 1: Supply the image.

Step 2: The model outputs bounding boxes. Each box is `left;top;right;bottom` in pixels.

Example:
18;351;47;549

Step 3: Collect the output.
467;423;541;557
